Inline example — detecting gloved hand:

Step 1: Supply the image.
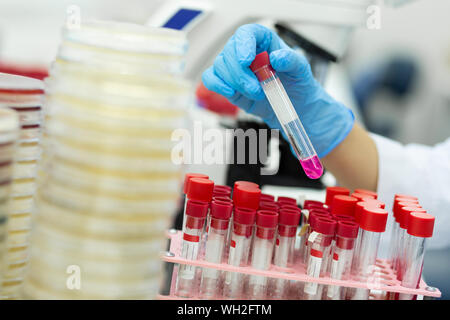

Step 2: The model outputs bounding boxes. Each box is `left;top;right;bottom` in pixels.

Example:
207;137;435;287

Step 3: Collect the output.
202;24;355;158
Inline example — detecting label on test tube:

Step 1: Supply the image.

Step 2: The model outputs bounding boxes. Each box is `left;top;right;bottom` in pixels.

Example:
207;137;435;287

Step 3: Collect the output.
179;233;200;280
327;251;350;299
304;249;323;295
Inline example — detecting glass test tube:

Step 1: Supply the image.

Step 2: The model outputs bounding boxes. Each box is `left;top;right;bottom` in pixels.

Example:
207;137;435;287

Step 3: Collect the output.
303;217;336;300
398;212;434;300
200;200;233;298
248;210;279;299
181;173;209;230
175;200;209;298
270;209;300;299
302;211;331;264
249;52;323;180
223;207;256;299
325;221;359;300
349;207;387;300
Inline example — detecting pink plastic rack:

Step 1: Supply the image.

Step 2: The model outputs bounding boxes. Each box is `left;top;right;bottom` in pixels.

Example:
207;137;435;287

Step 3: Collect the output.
158;230;441;300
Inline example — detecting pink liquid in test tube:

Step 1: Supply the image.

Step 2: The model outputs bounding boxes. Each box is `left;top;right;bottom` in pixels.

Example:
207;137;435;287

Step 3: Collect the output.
250;52;324;180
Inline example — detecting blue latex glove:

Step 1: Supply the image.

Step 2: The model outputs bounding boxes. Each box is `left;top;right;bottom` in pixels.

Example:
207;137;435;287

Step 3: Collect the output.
202;24;354;158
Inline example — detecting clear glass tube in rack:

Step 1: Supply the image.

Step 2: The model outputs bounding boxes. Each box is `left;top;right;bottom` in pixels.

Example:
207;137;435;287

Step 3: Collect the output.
199;200;232;298
175;199;208;298
248;210;278;300
223;207;256;299
250;52;323;180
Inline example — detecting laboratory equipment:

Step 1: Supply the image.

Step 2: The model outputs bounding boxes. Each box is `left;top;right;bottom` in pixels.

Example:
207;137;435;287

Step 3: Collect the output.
248;210;279;299
176;200;209;298
232;184;261;210
398;212;435;300
249;52;323;180
303;217;336;300
349;207;387;300
326;221;359;300
270;208;300;299
325;187;350;207
330;195;358;217
224;207;256;299
200;200;233;298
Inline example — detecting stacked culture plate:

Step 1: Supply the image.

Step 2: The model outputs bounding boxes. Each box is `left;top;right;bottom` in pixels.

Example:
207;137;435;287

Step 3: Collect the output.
22;20;191;299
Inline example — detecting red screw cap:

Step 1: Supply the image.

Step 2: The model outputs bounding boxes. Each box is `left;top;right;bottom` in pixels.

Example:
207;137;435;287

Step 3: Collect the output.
279;209;301;226
234;181;259;189
213;185;231;197
260;193;275;202
185;200;209;218
259;201;279;212
395;194;418;201
249;51;275;82
210;200;233;220
233;184;261;210
183;173;209;194
233;207;256;225
399;206;426;229
213;196;232;203
351;193;374;202
279;204;300;212
256;210;279;228
363;198;385;209
354;188;377;199
187;178;214;202
337;221;359;239
331;195;358;217
334;214;356;222
359;207;388;233
277;196;297;205
313;218;337;236
407;212;435;238
394;199;419;220
325;186;350;206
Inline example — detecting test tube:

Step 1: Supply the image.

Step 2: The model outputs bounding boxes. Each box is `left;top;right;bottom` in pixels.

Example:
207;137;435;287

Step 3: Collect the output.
325;187;350;207
175;200;209;298
223;207;256;299
330;195;358;218
270;208;301;299
200;200;233;298
300;210;332;264
325;221;359;300
303;217;336;300
398;212;435;300
349;207;387;300
248;210;279;299
183;177;213;231
395;205;426;280
249;52;323;179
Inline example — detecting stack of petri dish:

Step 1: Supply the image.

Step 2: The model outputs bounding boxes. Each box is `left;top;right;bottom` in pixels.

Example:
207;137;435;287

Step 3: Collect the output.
0;73;44;299
22;20;190;299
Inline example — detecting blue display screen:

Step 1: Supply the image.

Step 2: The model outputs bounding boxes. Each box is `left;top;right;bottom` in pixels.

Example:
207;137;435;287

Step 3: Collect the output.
163;8;202;30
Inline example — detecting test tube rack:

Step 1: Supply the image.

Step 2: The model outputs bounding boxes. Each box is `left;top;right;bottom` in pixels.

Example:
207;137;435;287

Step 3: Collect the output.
158;229;441;300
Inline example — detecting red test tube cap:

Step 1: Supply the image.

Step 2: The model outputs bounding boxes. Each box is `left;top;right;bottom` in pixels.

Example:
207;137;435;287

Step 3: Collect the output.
233;207;256;225
331;195;358;217
279;209;301;226
210;200;233;220
260;193;275;202
185;200;209;218
234;181;259;189
249;52;275;82
337;221;359;239
395;194;418;201
314;218;337;236
183;173;209;194
259;201;279;212
407;212;435;238
279;204;300;212
213;196;232;203
325;187;350;206
187;178;214;202
351;193;374;202
354;188;378;199
233;185;261;210
256;210;279;228
277;196;297;205
359;207;388;232
399;206;426;229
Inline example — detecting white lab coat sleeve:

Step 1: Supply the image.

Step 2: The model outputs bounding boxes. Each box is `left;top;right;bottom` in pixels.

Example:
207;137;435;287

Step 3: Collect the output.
371;133;450;255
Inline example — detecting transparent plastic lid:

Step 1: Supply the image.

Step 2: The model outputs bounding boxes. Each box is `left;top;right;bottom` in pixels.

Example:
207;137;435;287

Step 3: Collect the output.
62;20;188;56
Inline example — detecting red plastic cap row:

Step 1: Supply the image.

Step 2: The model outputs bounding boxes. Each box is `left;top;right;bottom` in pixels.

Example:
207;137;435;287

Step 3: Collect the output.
399;206;426;229
325;187;350;206
185;199;209;218
331;195;358;217
359;207;388;232
408;212;435;238
210;200;233;220
354;188;377;199
233;184;261;210
187;178;214;202
278;209;301;226
256;210;279;228
394;199;419;220
233;207;256;225
337;221;359;239
183;173;209;194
